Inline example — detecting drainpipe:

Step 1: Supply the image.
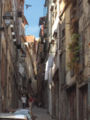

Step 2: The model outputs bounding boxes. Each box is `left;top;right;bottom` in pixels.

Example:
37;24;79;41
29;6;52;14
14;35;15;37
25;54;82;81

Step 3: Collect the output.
0;0;2;112
88;79;90;120
76;82;79;120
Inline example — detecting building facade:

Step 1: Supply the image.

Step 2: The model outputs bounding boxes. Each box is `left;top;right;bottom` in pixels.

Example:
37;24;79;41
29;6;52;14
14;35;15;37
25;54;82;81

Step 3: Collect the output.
0;0;29;112
39;0;90;120
24;35;38;96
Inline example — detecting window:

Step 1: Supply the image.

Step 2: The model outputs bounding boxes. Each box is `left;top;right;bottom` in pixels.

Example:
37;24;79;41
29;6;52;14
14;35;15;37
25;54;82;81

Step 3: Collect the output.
67;86;77;120
62;28;65;38
79;85;88;120
78;0;82;5
53;0;56;3
17;11;22;17
59;0;62;3
88;0;90;4
72;0;77;6
55;4;57;18
78;0;83;16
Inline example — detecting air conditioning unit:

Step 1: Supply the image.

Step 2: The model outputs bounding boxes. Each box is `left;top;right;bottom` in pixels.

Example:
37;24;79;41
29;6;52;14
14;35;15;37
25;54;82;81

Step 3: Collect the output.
10;24;14;28
10;24;14;32
13;38;16;42
24;42;29;47
10;24;17;44
12;32;15;35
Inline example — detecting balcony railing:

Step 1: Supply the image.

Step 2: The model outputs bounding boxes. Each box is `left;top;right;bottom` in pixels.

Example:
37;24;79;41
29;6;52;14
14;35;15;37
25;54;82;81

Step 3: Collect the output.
39;16;46;25
44;26;48;38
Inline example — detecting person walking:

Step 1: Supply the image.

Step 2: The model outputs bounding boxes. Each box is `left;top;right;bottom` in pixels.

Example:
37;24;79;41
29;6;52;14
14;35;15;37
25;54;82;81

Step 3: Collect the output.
28;95;33;115
21;94;27;108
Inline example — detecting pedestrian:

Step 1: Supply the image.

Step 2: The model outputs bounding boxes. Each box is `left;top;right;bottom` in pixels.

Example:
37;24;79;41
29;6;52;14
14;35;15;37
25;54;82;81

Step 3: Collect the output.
21;94;27;108
26;94;29;107
28;95;33;115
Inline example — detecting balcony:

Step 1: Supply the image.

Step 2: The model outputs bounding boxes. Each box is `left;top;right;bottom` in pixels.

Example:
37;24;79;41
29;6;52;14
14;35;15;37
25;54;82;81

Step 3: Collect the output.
39;25;44;38
39;16;46;25
44;27;48;37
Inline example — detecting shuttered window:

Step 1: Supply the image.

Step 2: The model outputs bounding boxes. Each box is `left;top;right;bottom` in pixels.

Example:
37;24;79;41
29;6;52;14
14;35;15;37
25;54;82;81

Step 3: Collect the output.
79;85;88;120
67;86;76;120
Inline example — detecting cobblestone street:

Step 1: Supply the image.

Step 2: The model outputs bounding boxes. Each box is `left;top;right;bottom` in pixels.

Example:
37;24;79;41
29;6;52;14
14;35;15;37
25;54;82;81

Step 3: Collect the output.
32;106;50;120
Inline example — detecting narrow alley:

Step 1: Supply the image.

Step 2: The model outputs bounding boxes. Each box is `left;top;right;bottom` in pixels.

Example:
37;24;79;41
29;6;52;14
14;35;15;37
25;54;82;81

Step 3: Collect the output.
32;106;50;120
0;0;90;120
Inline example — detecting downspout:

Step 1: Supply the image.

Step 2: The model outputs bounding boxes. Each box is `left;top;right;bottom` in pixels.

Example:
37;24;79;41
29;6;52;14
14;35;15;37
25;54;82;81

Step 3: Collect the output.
0;0;2;112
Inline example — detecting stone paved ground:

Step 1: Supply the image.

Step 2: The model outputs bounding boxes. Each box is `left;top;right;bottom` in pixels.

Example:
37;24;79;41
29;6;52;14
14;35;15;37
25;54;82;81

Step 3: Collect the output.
32;106;51;120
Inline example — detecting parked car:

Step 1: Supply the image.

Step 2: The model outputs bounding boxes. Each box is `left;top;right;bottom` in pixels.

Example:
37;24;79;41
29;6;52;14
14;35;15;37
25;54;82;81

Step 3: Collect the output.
0;113;27;120
14;109;32;120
